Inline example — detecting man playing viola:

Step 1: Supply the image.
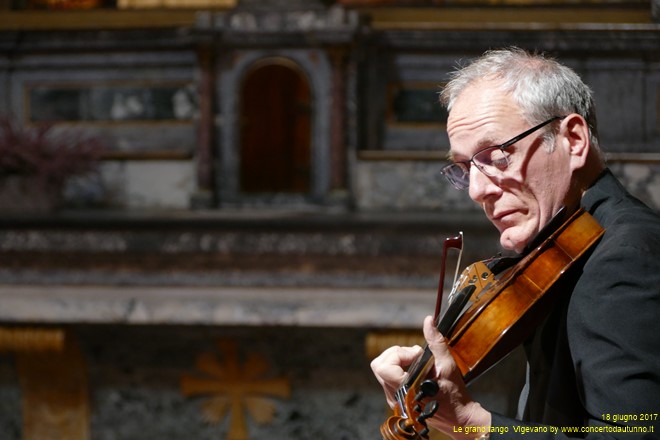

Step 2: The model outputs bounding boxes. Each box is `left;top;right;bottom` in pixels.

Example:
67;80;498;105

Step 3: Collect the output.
371;48;660;439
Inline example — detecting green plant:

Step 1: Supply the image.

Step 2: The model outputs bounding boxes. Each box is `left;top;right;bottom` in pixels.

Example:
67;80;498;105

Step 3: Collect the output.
0;115;104;186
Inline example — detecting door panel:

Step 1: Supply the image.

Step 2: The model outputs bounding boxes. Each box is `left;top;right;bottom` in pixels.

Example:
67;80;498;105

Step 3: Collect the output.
240;61;311;194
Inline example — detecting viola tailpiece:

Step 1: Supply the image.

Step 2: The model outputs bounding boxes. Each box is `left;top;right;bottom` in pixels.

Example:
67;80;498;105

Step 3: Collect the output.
379;208;605;440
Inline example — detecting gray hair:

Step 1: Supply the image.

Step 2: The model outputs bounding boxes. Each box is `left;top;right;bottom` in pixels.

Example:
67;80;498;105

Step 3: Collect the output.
440;47;601;153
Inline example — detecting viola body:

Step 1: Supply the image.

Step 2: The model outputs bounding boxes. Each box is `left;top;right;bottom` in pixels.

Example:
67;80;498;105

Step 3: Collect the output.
448;208;604;382
380;208;605;440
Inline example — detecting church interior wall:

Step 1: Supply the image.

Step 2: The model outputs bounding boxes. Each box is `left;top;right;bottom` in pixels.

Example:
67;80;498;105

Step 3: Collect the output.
0;2;658;439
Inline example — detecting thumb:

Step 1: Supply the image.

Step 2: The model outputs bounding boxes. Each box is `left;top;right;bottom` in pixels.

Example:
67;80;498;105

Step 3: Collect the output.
422;315;454;375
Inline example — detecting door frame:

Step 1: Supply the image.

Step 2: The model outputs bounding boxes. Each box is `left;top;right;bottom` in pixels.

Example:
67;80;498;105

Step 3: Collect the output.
216;49;331;207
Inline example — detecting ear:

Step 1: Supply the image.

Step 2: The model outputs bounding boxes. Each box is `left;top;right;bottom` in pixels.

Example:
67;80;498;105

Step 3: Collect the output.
559;114;591;172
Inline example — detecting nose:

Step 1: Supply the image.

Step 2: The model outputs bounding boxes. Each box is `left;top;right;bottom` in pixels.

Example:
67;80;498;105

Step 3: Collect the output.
468;165;502;203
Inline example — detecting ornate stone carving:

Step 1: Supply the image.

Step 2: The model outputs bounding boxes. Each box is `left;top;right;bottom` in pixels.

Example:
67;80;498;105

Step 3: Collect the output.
195;5;361;45
181;339;290;440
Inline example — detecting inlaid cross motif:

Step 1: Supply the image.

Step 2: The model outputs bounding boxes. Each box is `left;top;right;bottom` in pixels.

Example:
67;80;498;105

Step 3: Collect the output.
181;340;291;440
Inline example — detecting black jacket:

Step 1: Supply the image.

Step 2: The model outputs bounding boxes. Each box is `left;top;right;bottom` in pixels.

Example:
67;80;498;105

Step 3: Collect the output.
491;169;660;438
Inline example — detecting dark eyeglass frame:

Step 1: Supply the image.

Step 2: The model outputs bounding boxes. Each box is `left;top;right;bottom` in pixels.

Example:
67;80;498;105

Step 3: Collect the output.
441;116;565;190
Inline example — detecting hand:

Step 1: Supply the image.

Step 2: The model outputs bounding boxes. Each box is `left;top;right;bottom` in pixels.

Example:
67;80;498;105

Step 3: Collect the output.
370;342;424;408
370;316;492;439
420;315;491;437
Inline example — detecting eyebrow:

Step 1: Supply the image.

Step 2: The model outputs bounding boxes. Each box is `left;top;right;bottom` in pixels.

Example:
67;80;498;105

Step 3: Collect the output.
447;135;500;163
447;150;466;163
475;135;502;149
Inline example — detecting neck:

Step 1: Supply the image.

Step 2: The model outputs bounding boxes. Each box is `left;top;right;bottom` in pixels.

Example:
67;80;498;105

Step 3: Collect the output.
574;152;606;202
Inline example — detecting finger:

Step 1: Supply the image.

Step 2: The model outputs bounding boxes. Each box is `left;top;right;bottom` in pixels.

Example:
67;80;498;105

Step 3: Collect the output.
422;315;455;376
371;345;424;406
423;315;449;354
371;345;423;382
393;344;424;367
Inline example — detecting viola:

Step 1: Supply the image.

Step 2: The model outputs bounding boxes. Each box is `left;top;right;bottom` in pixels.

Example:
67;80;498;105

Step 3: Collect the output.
380;207;605;440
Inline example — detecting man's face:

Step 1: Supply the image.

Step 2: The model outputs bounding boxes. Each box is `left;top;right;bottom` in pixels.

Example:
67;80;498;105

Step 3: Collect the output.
446;81;572;253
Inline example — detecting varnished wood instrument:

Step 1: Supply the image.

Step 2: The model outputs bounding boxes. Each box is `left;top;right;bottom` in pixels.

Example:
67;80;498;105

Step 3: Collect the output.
380;208;605;440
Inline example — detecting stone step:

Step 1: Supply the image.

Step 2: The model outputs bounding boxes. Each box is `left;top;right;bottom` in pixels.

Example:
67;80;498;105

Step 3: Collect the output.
0;209;499;288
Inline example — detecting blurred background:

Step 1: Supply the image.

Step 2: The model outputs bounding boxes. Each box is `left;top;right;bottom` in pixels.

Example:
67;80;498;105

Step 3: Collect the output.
0;1;659;439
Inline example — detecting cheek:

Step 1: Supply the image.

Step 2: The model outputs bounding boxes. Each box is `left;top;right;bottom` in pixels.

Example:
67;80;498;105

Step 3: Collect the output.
526;155;570;211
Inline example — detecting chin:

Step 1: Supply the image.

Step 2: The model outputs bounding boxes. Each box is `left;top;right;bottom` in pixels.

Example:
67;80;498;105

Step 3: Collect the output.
500;231;530;254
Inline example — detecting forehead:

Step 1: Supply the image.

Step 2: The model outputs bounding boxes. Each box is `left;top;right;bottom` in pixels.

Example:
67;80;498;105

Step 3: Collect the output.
446;81;526;158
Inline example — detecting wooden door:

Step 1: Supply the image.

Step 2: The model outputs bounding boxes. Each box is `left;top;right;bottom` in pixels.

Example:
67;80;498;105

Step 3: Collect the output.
239;61;311;194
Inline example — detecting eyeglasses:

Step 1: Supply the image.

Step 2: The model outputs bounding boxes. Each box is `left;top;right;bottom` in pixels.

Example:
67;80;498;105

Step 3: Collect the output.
441;116;564;190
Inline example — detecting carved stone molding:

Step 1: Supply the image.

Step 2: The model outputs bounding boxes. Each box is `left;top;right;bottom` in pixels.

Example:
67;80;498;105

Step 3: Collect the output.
195;5;362;46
